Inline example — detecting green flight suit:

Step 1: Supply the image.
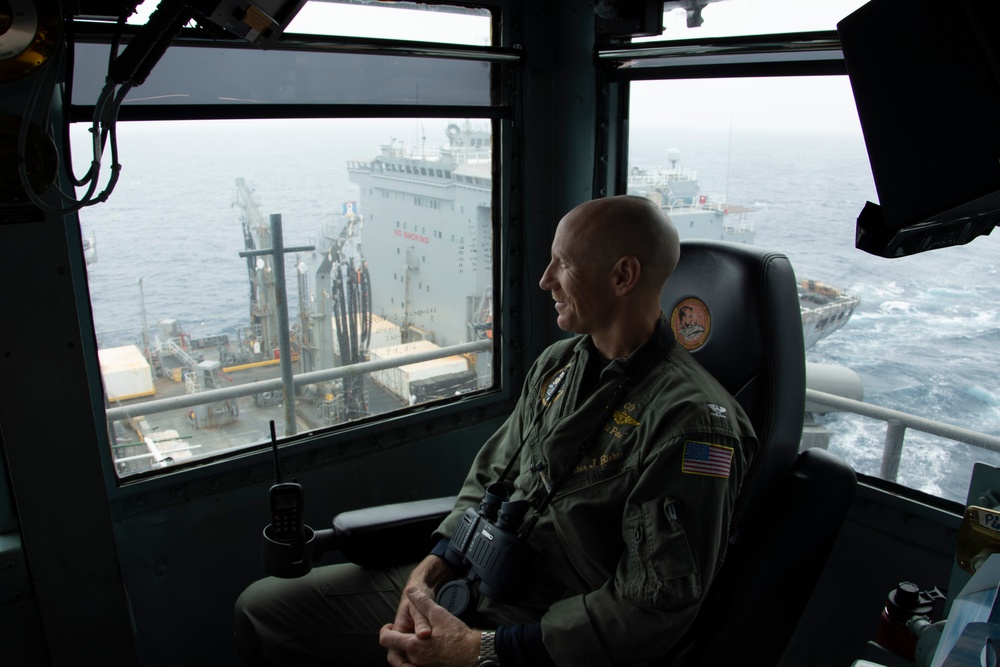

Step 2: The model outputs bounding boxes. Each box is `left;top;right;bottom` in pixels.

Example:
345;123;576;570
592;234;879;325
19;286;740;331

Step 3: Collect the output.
435;315;758;666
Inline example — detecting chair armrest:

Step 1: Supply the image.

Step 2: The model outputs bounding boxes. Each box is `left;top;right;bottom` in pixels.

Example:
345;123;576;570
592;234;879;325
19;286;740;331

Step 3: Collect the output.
331;496;456;568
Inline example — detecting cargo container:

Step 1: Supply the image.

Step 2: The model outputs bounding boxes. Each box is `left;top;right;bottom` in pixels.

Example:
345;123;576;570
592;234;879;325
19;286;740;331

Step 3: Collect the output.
409;370;478;403
368;340;469;404
98;345;156;402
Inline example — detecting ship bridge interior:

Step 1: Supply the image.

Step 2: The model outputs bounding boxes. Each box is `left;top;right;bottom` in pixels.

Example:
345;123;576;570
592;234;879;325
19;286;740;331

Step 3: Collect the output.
2;0;1000;665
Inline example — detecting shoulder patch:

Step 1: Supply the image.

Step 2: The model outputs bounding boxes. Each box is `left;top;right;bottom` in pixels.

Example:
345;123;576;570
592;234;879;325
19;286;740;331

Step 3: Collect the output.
682;440;733;478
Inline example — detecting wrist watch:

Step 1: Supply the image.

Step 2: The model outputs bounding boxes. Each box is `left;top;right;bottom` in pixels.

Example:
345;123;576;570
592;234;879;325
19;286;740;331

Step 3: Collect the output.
478;630;500;667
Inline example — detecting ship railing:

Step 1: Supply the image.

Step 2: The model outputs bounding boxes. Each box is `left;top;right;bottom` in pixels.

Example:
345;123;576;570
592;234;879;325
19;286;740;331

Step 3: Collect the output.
184;371;200;395
444;150;491;164
805;388;1000;484
381;143;407;158
105;339;493;423
663;198;733;214
664;202;708;214
163;337;199;369
104;345;998;488
799;299;858;318
627;167;698;185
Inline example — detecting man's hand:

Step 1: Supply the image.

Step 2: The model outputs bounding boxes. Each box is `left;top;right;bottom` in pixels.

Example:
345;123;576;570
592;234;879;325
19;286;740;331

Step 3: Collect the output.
392;555;455;640
379;587;481;667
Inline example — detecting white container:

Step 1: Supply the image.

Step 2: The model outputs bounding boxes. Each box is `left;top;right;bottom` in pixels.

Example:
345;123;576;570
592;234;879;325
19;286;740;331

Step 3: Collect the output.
98;345;155;402
368;340;468;403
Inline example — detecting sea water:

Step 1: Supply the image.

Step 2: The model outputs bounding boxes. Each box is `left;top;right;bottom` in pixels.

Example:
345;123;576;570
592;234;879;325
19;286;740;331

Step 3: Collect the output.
75;119;1000;503
631;125;1000;502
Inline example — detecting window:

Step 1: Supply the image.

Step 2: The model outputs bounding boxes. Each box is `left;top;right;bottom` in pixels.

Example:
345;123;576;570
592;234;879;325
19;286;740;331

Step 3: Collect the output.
72;10;493;109
61;0;514;479
627;76;1000;503
75;116;497;478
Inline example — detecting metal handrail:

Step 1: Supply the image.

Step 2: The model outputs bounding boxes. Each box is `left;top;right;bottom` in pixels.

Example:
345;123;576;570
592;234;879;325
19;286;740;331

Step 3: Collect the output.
105;339;492;422
805;388;1000;482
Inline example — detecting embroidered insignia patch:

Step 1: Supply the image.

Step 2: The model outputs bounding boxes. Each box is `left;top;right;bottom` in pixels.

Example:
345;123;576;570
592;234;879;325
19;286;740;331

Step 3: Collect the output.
670;297;711;351
707;403;727;419
541;363;572;406
612;409;641;427
682;440;734;478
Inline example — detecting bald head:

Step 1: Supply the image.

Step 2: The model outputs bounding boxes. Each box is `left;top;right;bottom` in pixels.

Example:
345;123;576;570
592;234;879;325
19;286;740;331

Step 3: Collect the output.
540;195;680;356
562;195;680;295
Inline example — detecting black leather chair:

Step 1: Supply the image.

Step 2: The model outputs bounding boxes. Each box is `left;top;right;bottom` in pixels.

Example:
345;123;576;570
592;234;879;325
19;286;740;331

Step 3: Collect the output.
659;240;857;665
321;240;857;666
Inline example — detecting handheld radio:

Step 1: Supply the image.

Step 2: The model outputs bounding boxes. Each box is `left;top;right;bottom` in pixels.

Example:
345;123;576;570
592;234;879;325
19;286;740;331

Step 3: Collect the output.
268;420;305;561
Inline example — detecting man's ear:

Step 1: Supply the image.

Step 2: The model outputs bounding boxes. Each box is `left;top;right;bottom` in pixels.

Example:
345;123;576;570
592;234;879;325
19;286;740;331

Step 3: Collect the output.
612;256;641;295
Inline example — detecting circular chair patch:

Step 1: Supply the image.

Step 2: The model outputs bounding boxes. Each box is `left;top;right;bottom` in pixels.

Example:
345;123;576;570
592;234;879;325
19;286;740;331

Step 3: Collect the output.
670;297;711;351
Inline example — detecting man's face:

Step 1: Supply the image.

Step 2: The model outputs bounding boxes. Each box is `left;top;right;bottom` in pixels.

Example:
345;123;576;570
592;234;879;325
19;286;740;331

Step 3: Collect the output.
538;212;616;335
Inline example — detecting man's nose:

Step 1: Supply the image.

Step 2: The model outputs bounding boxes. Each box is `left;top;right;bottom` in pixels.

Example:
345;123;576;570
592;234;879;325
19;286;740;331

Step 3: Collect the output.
539;264;554;290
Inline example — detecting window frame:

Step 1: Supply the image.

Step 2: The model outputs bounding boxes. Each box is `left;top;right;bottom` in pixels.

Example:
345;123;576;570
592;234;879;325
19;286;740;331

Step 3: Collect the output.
596;30;847;199
595;28;970;508
65;1;523;498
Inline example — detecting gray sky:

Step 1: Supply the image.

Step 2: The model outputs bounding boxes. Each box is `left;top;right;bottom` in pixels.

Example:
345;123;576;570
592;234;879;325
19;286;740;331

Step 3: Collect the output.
630;77;865;133
635;0;870;133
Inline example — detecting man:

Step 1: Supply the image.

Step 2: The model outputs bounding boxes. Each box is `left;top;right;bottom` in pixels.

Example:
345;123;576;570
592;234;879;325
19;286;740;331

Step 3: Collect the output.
235;195;757;666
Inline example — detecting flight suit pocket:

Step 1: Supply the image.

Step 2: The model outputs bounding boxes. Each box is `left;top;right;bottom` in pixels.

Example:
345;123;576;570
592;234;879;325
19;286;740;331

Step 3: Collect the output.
618;499;701;607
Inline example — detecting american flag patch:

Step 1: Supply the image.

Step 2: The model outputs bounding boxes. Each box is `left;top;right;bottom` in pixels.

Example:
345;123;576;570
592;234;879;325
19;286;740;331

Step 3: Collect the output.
682;441;734;478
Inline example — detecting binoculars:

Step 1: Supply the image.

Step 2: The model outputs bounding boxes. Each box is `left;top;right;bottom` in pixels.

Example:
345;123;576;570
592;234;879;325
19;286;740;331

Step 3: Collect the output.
436;482;533;615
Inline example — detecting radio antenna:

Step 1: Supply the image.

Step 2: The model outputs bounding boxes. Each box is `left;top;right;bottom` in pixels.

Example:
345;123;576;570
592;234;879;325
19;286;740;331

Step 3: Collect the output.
270;420;282;484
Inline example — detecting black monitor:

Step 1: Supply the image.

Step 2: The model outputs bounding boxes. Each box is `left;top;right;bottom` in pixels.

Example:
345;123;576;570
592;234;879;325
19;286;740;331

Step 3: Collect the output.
837;0;1000;258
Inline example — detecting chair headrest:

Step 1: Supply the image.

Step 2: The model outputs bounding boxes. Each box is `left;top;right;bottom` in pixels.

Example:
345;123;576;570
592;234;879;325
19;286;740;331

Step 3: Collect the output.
661;240;805;531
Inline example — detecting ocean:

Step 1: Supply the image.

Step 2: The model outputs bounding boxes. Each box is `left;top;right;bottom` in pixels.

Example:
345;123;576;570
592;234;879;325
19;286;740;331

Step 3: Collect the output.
75;118;1000;504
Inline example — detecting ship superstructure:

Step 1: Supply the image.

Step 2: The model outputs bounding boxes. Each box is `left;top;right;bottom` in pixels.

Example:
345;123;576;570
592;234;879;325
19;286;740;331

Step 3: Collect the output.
347;123;494;349
627;148;755;244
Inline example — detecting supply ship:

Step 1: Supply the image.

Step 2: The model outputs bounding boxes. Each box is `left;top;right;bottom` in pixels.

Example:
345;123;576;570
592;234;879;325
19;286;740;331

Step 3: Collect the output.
345;122;495;351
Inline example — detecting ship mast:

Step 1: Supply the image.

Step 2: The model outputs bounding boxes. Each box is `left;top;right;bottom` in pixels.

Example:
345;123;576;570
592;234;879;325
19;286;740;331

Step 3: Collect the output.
235;177;280;358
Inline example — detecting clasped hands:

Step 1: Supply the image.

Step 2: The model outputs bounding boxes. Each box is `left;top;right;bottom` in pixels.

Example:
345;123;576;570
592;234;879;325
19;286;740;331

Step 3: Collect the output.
379;585;481;667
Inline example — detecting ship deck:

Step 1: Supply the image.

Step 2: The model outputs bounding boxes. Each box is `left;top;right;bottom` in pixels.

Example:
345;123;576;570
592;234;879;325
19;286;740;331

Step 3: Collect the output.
108;354;406;476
